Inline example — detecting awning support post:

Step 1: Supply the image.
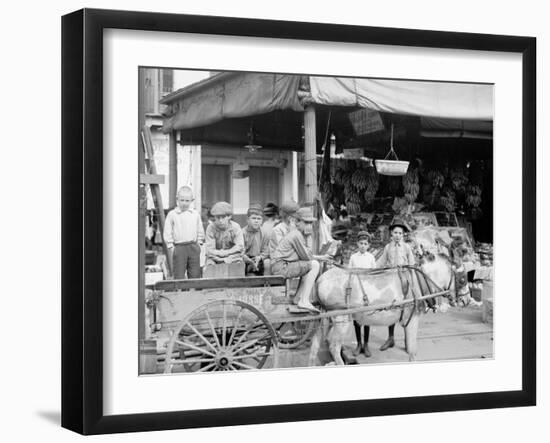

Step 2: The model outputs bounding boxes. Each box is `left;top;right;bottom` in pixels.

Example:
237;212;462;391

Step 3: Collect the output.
168;130;178;208
304;105;317;203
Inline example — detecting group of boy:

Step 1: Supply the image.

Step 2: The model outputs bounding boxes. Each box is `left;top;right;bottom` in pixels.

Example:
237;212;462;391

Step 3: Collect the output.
163;185;416;328
348;220;415;357
163;186;327;313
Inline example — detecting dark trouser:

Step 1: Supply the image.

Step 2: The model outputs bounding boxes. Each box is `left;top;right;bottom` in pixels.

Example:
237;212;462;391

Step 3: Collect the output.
173;242;201;279
245;257;264;276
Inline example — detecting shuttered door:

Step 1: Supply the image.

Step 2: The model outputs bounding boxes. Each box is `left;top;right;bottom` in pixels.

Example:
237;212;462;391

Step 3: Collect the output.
249;166;280;206
202;164;230;210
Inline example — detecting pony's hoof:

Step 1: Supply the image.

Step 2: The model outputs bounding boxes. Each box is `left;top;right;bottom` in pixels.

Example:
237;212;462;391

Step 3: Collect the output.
408;354;417;362
352;345;362;356
364;346;372;358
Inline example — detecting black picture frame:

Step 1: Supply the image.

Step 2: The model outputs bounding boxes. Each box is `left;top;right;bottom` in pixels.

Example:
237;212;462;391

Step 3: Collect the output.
61;8;536;435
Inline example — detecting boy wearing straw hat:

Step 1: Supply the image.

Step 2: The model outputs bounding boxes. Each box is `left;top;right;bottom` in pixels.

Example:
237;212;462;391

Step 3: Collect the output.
374;218;416;351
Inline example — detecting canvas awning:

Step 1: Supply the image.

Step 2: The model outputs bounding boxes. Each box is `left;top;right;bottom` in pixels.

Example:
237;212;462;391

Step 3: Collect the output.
161;72;304;132
309;77;493;121
161;72;493;133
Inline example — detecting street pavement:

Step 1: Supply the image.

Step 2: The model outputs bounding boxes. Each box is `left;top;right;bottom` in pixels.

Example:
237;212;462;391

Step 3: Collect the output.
276;303;493;367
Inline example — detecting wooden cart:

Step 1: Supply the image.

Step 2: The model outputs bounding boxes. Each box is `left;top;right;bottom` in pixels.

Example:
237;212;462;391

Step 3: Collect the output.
145;274;449;373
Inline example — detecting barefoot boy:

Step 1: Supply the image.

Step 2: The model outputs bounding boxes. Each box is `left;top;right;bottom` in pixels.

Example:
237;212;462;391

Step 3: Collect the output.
271;206;330;313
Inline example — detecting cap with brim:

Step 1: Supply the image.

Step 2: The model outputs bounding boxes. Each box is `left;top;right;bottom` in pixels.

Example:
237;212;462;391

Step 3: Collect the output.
280;201;299;216
210;201;233;216
263;203;279;216
295;206;316;222
357;231;372;241
247;203;263;217
389;219;411;233
331;224;348;236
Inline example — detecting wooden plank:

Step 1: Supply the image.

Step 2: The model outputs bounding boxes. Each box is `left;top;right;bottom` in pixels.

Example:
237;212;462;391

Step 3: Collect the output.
203;262;245;278
154;275;286;291
140;173;165;185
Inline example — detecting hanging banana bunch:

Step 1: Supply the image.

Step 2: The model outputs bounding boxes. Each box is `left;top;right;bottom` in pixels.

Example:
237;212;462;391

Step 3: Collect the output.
428;170;445;188
334;168;345;186
440;188;457;212
449;167;468;193
466;161;483;219
402;167;419;204
363;167;379;205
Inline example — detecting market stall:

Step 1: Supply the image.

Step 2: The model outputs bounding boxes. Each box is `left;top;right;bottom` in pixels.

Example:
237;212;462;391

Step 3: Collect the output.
155;70;495;310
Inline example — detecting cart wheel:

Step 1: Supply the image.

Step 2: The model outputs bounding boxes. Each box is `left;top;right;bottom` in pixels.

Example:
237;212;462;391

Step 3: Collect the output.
164;300;278;373
273;319;319;349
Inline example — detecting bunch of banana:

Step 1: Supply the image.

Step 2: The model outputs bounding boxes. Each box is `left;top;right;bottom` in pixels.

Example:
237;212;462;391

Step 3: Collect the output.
449;167;468;192
345;199;362;215
440;188;457;212
351;169;368;190
402;167;419;204
363;167;379;204
333;168;345;186
320;180;333;202
466;184;482;213
429;170;445;188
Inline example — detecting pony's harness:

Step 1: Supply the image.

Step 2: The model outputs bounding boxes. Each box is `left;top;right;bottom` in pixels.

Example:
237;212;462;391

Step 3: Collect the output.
337;264;452;327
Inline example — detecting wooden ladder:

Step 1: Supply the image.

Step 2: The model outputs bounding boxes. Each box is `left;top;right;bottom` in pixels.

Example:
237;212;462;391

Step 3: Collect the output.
140;125;172;275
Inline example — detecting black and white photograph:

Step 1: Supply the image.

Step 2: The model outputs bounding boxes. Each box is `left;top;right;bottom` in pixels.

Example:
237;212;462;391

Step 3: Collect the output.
139;69;494;375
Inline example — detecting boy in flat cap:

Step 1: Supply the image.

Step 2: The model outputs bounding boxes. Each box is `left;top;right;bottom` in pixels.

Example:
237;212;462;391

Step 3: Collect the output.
261;202;279;237
268;200;299;260
260;202;280;275
271;206;330;313
163;186;205;279
205;201;244;265
375;218;416;351
242;204;269;275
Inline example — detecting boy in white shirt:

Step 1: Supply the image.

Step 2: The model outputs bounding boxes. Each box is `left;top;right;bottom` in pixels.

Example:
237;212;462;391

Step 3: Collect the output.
348;231;376;357
163;186;205;279
349;231;376;269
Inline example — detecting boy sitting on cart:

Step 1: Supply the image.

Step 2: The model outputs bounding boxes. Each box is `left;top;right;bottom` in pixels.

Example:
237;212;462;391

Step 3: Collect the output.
204;201;244;266
242;203;269;275
271;206;330;313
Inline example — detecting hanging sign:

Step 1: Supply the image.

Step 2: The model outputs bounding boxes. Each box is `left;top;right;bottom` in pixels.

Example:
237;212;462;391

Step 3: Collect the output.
343;148;364;159
348;109;385;135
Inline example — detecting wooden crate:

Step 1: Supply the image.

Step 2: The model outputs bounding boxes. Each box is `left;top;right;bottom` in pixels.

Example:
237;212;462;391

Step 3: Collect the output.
481;280;494;323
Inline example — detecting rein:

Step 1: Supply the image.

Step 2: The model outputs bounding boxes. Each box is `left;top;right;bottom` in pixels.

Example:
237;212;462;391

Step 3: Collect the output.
332;263;450;326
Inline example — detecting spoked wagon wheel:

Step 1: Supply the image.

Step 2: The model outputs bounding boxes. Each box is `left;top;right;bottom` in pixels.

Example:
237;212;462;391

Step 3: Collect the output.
164;300;278;373
273;319;319;349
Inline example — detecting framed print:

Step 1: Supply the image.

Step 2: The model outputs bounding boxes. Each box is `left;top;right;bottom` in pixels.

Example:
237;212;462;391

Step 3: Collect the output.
61;8;536;435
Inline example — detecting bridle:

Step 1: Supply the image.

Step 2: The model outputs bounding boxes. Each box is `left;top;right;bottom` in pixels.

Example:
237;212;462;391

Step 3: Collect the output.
414;245;470;305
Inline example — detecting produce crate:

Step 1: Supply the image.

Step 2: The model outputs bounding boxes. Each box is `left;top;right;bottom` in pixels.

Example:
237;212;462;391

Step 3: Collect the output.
481;280;494;324
482;298;493;324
